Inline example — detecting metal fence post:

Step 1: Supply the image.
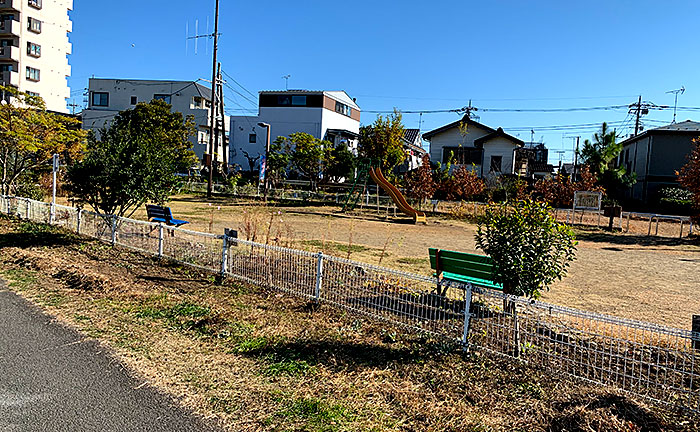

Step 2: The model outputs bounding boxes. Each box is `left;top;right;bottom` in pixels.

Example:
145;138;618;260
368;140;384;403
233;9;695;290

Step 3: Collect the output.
49;202;55;224
158;223;164;259
220;234;228;277
693;315;700;352
76;209;82;235
314;252;324;303
111;215;117;246
462;283;473;352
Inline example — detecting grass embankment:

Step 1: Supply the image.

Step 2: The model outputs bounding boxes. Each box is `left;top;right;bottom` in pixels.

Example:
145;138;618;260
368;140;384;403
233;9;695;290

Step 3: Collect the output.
0;217;696;431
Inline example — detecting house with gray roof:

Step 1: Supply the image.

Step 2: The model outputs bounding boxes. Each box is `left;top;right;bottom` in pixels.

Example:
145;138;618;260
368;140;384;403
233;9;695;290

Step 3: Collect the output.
422;116;524;177
618;120;700;203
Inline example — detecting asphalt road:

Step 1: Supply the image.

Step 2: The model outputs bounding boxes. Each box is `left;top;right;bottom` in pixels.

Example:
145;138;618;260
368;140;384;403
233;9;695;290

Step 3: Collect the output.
0;284;220;432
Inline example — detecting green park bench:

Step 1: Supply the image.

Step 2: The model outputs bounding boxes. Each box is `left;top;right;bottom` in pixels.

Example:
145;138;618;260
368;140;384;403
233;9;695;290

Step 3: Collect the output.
428;248;503;295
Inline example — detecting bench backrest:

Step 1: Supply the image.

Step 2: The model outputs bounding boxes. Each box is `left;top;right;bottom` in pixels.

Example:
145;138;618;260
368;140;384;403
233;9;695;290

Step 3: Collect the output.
146;204;169;221
428;248;495;281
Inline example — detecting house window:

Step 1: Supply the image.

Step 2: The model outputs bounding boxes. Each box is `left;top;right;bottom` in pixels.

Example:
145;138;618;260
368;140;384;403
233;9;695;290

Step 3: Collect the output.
0;39;12;47
335;101;352;117
291;95;307;106
26;42;40;57
249;134;256;143
27;91;39;97
153;94;171;104
28;0;42;9
25;66;39;81
442;146;483;165
91;91;109;107
490;156;502;173
191;96;204;109
27;17;41;33
0;64;13;72
130;96;137;105
277;95;292;105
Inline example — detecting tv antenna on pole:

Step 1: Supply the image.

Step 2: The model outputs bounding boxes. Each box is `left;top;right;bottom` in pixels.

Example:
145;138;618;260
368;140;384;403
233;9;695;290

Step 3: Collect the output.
666;86;685;123
282;75;291;90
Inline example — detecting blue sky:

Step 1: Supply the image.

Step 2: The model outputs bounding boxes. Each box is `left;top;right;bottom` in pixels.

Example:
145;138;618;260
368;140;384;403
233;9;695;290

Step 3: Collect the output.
68;1;700;164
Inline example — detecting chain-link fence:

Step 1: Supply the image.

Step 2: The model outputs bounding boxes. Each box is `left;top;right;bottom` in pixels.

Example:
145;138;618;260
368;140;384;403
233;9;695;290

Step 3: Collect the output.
1;195;698;412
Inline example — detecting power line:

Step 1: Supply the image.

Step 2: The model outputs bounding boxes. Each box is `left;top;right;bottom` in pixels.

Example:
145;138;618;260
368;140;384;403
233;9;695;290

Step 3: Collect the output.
221;69;257;99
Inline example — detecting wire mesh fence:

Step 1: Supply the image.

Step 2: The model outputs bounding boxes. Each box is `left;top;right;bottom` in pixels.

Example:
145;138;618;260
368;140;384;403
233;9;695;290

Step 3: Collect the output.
1;194;698;413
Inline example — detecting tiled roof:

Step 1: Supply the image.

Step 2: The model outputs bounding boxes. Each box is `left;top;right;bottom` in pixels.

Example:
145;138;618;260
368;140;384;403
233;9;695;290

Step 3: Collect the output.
403;128;420;144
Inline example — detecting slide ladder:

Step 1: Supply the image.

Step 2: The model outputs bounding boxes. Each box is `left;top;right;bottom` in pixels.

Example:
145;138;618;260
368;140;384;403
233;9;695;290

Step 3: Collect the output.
369;167;426;224
342;161;370;212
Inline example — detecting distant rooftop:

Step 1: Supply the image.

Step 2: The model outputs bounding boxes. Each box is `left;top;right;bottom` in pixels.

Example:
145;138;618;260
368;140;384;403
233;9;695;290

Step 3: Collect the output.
650;120;700;132
621;119;700;144
258;89;360;110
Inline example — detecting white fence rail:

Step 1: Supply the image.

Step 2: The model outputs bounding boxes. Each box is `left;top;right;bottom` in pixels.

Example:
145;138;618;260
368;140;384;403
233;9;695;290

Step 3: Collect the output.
1;195;699;413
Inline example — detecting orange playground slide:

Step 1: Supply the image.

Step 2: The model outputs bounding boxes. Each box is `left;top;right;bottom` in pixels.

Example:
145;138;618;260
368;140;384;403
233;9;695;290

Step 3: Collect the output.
369;167;426;224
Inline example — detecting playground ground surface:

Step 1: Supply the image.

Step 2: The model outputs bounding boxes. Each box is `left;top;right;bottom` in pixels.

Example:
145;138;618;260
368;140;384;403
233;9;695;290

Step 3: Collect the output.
1;217;696;431
90;193;700;330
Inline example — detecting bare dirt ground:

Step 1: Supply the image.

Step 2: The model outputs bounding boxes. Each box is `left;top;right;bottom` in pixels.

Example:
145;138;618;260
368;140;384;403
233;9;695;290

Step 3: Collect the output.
89;193;700;330
1;217;696;431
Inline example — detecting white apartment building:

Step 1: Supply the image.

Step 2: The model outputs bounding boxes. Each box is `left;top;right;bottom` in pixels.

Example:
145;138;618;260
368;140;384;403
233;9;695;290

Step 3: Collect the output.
230;90;360;171
81;78;229;166
0;0;72;112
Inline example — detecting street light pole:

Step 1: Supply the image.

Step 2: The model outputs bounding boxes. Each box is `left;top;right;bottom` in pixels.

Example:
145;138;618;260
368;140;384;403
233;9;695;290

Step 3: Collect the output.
258;122;271;200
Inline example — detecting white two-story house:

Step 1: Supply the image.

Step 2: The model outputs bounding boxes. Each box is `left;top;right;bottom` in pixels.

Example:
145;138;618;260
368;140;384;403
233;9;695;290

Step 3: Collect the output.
229;90;360;171
422;116;524;177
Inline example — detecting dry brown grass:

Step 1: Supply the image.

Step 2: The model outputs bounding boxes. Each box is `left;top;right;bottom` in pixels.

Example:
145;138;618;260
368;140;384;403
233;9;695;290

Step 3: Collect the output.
64;193;700;329
0;217;698;431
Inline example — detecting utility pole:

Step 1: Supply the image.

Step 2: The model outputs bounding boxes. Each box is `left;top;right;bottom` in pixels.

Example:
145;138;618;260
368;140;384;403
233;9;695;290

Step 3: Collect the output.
633;95;642;136
206;0;220;198
573;136;580;180
461;100;478;121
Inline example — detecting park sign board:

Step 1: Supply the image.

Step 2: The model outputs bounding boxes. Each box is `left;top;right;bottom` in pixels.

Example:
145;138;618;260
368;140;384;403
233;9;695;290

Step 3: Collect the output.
573;191;602;211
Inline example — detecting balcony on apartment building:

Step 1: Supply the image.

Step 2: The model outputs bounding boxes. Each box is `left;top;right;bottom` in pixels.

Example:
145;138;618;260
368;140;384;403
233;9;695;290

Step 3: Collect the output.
1;70;19;86
0;18;17;36
0;0;19;11
0;44;18;61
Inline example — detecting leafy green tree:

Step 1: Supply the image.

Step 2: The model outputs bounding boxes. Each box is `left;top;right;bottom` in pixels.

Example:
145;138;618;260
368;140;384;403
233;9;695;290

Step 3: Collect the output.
287;132;331;190
325;144;356;183
66;100;197;218
0;86;86;196
267;137;292;188
579;122;636;200
476;200;577;298
359;109;406;173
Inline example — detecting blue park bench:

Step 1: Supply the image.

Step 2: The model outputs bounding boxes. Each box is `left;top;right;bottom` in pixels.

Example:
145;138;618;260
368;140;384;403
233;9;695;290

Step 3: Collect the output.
145;204;190;227
428;248;503;295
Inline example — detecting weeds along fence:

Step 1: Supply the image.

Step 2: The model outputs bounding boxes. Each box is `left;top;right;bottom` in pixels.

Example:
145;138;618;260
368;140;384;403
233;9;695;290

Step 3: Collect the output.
184;182;694;239
2;195;699;413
